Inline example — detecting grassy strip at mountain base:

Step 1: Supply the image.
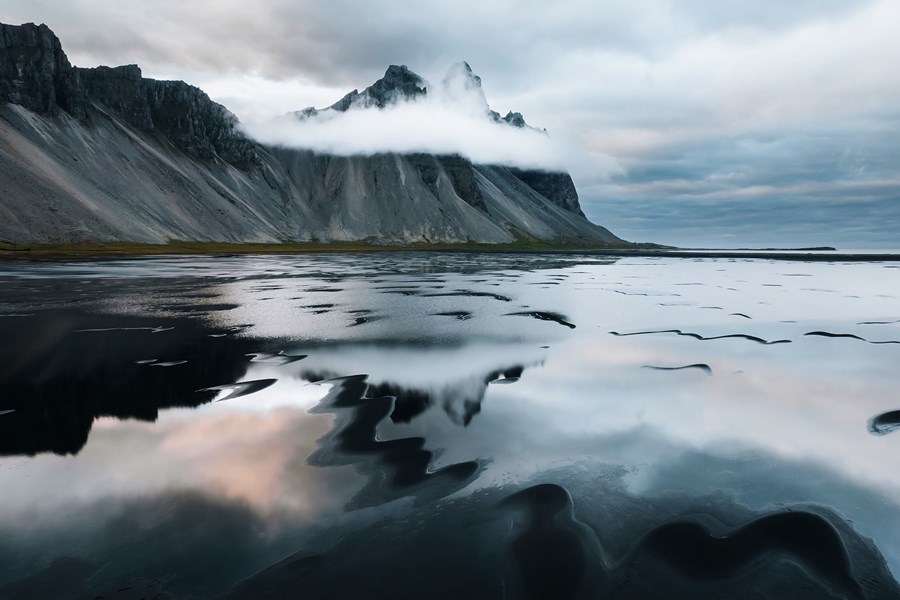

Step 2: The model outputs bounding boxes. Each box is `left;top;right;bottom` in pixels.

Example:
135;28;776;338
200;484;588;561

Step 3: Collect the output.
0;239;664;259
7;242;893;262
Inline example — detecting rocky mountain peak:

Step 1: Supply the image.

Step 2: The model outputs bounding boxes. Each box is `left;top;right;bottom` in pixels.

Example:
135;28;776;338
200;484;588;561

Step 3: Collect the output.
440;62;533;129
369;64;427;104
445;61;482;89
290;106;319;120
442;61;490;115
328;89;359;112
0;21;621;247
502;111;527;128
329;64;427;111
317;61;537;131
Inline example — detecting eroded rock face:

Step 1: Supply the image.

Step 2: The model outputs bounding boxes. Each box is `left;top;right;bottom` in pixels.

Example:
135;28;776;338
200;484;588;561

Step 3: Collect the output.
0;23;256;167
0;22;84;118
437;155;488;212
78;65;259;167
142;78;259;166
77;65;150;128
510;169;585;216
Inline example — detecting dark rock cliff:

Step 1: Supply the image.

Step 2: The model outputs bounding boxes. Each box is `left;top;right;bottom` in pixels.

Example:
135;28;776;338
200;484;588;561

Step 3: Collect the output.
79;65;259;166
0;23;256;167
510;169;584;217
0;21;625;247
77;65;150;128
0;22;84;118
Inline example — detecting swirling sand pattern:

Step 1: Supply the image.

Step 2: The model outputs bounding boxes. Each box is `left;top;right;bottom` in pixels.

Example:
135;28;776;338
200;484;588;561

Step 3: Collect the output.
499;484;870;600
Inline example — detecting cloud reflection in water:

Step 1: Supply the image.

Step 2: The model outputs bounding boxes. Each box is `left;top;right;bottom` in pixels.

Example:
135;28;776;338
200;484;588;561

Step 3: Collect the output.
0;253;899;597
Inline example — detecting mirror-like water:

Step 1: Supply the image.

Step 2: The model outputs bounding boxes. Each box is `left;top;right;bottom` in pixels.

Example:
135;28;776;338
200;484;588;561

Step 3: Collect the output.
1;252;898;599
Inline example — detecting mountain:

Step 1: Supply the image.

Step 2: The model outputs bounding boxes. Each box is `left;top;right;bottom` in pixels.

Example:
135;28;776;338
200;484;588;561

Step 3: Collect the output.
0;22;626;246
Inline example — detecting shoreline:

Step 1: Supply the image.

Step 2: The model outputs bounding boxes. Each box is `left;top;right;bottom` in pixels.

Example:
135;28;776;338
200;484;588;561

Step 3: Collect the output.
1;242;899;262
0;240;653;260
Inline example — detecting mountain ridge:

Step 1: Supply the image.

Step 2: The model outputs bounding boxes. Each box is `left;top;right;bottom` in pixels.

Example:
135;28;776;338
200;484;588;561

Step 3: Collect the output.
0;21;627;247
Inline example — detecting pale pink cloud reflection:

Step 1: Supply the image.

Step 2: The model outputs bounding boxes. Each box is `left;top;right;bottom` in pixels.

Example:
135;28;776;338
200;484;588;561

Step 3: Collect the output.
83;379;362;516
157;409;313;508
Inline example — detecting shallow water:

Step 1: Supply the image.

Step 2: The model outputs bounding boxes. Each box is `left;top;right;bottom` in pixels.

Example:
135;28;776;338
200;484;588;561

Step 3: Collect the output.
0;252;899;599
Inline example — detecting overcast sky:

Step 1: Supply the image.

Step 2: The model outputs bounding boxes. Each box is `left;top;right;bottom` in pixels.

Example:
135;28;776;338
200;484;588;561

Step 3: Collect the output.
3;0;899;248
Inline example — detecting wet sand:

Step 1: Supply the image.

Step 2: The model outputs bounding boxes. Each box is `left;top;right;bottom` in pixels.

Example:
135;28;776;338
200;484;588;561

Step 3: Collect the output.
0;253;898;598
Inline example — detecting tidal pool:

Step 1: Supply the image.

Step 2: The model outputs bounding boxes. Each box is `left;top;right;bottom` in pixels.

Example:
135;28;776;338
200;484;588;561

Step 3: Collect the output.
0;252;898;599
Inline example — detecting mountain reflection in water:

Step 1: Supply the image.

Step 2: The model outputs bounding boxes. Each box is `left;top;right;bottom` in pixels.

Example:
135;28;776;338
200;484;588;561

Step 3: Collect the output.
0;252;899;599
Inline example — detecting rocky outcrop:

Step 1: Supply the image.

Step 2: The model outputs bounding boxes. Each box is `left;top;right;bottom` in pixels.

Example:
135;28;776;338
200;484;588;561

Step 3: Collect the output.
77;65;150;127
290;106;319;120
329;64;426;111
437;155;488;212
0;21;626;247
0;23;256;167
502;111;527;128
509;169;584;216
79;66;259;167
0;22;84;118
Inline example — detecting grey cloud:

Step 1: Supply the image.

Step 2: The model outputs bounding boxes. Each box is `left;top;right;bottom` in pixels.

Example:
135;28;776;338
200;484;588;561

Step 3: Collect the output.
573;106;900;247
673;0;868;32
2;0;898;247
583;191;900;248
240;64;589;172
2;0;870;84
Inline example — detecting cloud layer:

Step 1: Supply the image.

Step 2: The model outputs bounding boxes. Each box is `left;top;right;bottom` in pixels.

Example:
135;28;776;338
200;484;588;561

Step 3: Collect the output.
240;65;602;173
3;0;899;246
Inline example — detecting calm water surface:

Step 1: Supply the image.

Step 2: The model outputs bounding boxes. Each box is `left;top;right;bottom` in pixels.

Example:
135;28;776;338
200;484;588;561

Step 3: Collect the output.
0;252;898;599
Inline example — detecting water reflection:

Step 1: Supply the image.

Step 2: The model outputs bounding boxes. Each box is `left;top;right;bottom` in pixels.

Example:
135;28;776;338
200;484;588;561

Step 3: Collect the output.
0;311;276;456
307;375;482;509
0;253;899;598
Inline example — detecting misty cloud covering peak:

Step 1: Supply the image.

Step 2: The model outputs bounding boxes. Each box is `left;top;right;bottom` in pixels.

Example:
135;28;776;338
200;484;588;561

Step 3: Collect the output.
242;62;575;172
442;61;489;115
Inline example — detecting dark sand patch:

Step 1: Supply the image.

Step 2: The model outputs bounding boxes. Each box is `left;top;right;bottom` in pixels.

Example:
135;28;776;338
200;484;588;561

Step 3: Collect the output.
611;330;790;345
644;364;713;375
506;311;576;329
805;331;900;345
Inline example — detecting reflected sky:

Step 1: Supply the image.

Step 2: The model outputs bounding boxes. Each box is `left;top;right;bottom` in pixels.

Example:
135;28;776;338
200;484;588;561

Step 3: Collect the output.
0;253;898;598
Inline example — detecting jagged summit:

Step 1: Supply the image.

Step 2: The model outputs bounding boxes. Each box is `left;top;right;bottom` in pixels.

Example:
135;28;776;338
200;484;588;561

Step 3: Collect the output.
442;61;492;116
297;61;536;132
364;64;427;106
501;111;527;128
447;61;482;87
329;64;427;112
289;106;319;120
